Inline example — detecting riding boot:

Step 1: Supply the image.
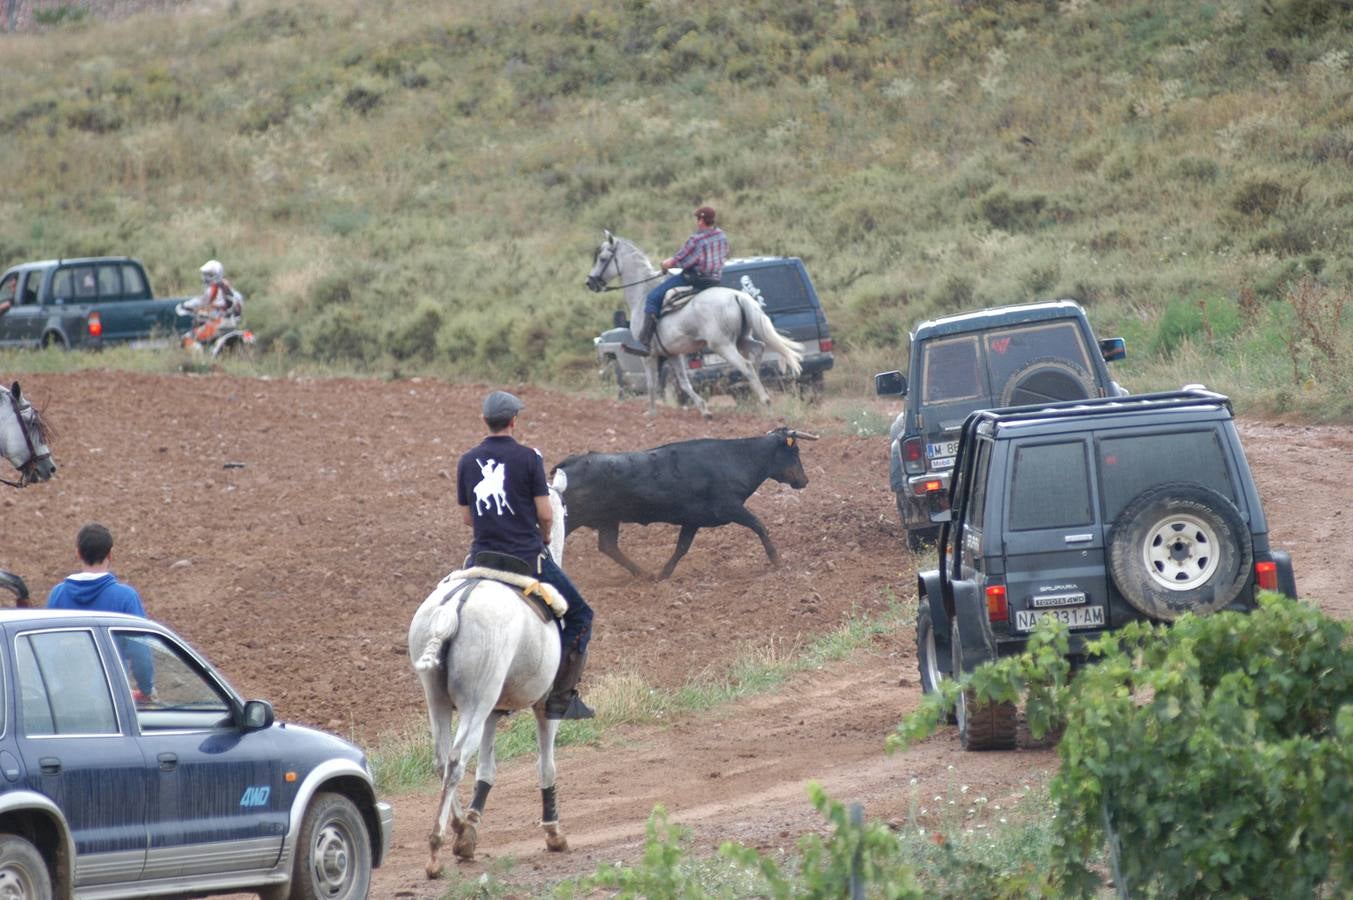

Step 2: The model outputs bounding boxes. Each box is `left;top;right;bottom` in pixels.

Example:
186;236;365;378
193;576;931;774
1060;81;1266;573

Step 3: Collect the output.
545;647;594;720
621;315;656;357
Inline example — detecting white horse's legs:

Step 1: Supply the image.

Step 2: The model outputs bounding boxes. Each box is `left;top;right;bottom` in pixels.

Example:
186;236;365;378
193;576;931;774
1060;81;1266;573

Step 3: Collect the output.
668;355;712;419
708;338;774;406
453;710;505;861
426;694;498;875
533;708;568;852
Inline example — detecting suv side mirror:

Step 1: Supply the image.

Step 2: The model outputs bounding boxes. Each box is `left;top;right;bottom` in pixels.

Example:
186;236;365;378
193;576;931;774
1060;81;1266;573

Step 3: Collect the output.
1099;337;1127;362
874;370;908;397
612;310;629;329
241;699;275;730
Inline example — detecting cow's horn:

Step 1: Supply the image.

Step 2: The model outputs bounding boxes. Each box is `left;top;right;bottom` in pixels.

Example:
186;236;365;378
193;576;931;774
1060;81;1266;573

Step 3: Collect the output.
780;429;819;441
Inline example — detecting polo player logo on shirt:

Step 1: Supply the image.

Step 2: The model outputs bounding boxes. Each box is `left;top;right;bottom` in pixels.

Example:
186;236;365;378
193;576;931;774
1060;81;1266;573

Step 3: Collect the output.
474;458;514;516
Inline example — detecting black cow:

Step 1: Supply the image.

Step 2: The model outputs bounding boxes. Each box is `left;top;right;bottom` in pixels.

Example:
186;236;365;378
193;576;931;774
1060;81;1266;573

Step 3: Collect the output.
551;427;816;580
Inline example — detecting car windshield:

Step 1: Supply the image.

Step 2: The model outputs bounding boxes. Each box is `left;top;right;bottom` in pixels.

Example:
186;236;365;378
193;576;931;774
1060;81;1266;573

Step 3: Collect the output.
921;320;1094;405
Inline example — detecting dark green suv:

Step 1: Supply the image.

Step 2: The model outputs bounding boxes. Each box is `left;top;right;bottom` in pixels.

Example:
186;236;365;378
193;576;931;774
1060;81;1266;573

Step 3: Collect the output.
917;389;1298;750
876;300;1127;550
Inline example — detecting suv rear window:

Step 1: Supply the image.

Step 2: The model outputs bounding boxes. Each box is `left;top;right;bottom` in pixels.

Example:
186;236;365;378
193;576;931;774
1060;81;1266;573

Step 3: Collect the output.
1098;429;1237;522
921;320;1094;405
730;266;810;313
1009;440;1093;530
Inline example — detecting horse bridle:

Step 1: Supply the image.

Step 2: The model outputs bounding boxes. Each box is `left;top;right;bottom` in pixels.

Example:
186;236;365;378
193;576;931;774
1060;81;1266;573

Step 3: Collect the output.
587;238;665;292
1;390;47;489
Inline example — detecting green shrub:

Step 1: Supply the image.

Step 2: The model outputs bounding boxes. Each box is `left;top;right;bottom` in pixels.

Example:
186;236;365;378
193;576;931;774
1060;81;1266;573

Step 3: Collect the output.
1231;179;1285;218
978;190;1048;232
892;595;1353;897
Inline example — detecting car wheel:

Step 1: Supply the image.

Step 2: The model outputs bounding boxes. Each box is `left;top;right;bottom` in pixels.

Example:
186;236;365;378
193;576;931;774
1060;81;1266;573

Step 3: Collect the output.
284;792;372;900
998;356;1094;408
916;600;958;724
1108;482;1252;621
0;834;53;900
951;625;1017;751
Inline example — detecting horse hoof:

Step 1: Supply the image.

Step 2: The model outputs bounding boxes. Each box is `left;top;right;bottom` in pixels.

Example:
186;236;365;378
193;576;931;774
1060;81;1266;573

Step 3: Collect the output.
425;859;444;879
543;822;569;853
453;823;478;860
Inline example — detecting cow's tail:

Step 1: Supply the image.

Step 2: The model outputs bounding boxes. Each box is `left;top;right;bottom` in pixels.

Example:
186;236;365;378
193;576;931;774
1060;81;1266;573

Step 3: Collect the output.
738;292;804;376
547;470;568;567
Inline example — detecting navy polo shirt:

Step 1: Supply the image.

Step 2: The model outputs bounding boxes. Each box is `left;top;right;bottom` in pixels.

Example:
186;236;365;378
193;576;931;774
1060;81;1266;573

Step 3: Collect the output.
456;435;549;561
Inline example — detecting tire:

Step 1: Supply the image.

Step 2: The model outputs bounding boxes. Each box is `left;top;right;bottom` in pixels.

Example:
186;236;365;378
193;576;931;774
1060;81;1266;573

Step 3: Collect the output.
916;600;958;725
797;372;825;404
0;834;53;900
40;332;67;351
283;792;372;900
1108;482;1252;622
951;625;1017;751
998;356;1094;408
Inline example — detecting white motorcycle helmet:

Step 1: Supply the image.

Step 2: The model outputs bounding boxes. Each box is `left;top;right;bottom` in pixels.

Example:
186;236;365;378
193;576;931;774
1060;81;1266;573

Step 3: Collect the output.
200;259;225;286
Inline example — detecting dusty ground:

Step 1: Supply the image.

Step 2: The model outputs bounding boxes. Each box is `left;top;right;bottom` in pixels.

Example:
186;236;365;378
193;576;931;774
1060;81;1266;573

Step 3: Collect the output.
1;371;1346;898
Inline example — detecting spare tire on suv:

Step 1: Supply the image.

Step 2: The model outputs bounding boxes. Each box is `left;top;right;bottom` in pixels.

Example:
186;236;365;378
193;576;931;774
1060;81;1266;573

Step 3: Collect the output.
1107;482;1253;621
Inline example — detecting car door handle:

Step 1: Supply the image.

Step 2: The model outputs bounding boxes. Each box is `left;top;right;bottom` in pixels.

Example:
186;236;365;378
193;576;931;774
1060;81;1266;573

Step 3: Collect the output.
39;757;61;775
1063;533;1094;543
158;752;178;772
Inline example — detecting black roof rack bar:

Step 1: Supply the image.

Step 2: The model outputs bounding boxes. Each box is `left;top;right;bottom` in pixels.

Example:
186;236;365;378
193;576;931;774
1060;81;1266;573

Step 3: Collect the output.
969;388;1233;431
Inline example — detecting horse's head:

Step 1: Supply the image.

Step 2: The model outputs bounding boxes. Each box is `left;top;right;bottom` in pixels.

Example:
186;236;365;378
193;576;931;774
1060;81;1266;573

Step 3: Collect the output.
585;230;620;293
1;381;56;487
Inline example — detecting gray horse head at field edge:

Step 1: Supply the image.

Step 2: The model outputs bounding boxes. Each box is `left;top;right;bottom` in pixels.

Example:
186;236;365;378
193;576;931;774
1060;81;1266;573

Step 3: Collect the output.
1;382;55;487
585;230;805;419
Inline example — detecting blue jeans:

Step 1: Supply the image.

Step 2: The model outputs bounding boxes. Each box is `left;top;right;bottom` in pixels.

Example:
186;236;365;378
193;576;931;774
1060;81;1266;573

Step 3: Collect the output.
644;272;696;316
538;553;593;656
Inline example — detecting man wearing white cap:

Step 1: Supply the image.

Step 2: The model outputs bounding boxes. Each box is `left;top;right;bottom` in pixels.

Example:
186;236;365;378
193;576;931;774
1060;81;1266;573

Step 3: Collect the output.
455;390;595;719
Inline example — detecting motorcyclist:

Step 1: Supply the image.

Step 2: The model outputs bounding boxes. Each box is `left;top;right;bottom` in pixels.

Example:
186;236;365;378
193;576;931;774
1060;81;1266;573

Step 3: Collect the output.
183;260;243;347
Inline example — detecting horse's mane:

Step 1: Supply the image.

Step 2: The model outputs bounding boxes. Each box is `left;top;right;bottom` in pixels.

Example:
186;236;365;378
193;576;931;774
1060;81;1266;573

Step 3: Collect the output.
609;235;659;274
2;386;54;445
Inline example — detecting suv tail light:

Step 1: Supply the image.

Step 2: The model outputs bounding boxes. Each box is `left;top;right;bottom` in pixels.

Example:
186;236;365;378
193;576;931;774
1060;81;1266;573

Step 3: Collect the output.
87;311;103;338
688;357;702;370
902;436;925;474
819;338;833;353
1255;560;1278;591
985;585;1008;622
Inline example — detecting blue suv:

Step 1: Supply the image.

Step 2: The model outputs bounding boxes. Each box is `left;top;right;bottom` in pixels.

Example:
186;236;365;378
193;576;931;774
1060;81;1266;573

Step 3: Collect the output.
0;608;391;899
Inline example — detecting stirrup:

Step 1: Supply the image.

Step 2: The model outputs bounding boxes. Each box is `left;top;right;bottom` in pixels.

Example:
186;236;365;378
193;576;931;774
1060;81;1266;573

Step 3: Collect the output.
546;692;595;720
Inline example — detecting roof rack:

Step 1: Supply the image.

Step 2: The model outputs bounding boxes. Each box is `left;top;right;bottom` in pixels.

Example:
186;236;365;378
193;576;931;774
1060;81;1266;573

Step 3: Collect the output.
969;388;1233;432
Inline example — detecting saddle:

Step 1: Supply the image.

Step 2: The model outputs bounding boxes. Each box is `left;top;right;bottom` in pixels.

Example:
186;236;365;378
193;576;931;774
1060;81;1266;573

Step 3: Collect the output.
657;276;720;318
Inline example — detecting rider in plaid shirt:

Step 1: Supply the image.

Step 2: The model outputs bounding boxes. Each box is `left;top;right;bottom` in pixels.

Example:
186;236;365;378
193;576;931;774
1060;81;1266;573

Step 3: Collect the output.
625;205;728;357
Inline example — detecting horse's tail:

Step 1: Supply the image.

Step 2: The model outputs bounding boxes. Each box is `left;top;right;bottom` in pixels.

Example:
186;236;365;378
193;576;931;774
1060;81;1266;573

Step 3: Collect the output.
738;292;804;377
413;579;469;672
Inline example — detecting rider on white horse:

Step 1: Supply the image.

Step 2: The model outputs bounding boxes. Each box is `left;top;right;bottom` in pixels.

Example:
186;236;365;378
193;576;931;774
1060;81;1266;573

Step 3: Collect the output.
456;390;595;719
623;204;728;357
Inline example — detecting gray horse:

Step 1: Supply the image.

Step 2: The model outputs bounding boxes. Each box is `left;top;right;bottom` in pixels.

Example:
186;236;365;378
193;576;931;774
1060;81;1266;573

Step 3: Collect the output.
1;381;55;487
586;231;804;418
408;489;571;874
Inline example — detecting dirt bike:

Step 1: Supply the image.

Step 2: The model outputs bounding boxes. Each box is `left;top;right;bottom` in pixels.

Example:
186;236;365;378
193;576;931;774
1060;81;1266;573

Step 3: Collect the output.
175;301;256;359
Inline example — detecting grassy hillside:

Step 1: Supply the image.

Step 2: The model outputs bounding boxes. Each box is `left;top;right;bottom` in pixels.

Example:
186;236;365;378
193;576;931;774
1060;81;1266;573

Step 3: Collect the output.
3;0;1353;415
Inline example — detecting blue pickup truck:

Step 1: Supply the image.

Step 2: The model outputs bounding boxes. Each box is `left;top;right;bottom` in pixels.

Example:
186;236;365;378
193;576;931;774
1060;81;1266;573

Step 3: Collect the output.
0;257;190;350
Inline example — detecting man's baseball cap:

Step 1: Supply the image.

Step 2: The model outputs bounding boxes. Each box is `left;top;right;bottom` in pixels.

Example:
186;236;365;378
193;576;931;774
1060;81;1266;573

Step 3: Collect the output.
483;390;525;420
695;205;716;223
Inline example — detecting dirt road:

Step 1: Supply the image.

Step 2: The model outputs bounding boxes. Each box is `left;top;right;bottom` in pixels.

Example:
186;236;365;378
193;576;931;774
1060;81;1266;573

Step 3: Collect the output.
1;372;1343;896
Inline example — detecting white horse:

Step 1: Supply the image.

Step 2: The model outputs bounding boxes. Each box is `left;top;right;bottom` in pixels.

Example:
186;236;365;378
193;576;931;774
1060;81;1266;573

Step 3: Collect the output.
407;490;571;875
1;381;55;488
585;231;805;418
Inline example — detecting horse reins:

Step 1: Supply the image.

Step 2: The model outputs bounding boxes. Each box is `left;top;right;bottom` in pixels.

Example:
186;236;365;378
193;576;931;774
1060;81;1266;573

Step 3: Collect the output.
1;389;43;489
595;243;665;291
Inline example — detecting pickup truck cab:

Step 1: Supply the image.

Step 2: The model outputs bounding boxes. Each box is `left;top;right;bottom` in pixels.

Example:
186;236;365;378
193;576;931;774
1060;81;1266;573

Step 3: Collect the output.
0;257;190;350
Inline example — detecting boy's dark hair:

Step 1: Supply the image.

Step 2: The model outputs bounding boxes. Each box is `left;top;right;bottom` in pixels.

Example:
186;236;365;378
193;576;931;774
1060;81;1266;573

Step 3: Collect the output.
76;523;114;566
